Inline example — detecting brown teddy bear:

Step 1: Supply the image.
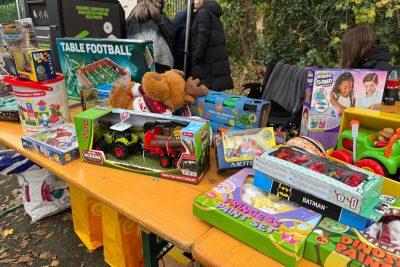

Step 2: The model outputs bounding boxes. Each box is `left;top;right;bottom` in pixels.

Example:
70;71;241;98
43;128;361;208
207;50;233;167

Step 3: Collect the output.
109;70;208;114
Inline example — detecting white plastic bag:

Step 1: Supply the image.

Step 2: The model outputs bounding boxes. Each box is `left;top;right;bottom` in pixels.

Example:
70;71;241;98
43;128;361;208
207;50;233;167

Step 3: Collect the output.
16;168;70;222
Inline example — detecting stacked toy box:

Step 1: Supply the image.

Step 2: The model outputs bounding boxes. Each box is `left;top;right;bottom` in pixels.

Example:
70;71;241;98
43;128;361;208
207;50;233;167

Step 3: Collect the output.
300;69;387;149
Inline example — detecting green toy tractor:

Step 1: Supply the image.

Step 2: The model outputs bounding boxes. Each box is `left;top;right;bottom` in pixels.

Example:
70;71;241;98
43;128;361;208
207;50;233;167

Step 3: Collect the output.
94;128;142;160
331;123;400;179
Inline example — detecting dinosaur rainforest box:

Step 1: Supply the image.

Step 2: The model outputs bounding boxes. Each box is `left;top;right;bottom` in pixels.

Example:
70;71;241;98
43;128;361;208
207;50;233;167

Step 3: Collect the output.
193;168;322;266
74;108;210;184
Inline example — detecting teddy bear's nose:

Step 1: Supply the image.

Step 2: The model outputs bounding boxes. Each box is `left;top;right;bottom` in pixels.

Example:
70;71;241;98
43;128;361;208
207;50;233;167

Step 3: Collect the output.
153;74;161;81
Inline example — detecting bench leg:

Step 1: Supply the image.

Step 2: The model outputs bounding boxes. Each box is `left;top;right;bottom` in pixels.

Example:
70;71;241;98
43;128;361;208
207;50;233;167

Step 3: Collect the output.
141;231;169;267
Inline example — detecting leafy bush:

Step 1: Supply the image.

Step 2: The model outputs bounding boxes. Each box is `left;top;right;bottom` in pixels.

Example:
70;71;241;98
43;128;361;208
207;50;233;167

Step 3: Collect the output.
220;0;400;69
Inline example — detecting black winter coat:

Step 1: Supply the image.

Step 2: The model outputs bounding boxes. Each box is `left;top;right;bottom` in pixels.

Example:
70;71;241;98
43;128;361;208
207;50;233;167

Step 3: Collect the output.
190;1;234;91
172;10;187;70
359;44;393;72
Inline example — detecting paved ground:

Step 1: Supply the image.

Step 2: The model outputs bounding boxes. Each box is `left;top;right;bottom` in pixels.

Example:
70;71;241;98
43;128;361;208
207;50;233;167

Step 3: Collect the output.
0;173;191;267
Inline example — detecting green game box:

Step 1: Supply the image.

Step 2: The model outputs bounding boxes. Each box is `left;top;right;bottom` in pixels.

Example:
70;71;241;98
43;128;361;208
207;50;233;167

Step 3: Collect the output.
304;196;400;267
56;38;155;102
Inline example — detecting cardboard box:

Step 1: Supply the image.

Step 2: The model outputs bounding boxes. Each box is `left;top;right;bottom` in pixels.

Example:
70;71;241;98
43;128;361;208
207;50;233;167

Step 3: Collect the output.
12;48;56;82
253;170;386;230
300;69;387;150
193;168;322;267
56;38;155;102
215;128;276;172
74;108;210;184
21;123;79;165
0;82;18;121
304;198;400;267
253;147;383;215
191;90;270;130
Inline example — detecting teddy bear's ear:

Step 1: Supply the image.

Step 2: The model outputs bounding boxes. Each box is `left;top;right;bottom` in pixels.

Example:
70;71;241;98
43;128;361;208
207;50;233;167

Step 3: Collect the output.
142;72;170;101
170;69;185;77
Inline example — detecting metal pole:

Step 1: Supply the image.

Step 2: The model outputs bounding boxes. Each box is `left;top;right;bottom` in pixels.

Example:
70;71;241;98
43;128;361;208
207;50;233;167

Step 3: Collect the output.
183;0;193;79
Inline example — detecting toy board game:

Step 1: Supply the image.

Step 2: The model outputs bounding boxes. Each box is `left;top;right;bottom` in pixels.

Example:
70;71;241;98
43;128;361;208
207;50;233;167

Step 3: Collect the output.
300;69;387;149
21;123;79;165
56;38;154;103
193;168;322;267
304;196;400;267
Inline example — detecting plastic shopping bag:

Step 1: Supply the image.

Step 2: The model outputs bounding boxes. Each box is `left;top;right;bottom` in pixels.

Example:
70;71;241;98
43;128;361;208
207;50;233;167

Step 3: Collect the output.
16;168;70;222
69;185;103;251
102;204;143;267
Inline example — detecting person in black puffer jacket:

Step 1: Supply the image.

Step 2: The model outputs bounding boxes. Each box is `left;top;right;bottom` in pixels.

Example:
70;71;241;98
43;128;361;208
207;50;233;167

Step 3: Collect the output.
190;0;234;91
341;24;393;72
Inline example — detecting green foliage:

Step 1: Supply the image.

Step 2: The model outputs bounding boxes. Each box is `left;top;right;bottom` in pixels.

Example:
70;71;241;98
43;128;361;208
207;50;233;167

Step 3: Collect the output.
221;0;400;68
0;1;19;24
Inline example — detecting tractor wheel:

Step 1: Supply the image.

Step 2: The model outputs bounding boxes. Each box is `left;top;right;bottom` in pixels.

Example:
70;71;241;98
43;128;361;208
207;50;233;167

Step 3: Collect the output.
160;156;171;168
330;150;354;164
131;141;143;153
94;139;108;153
172;158;180;169
113;143;129;160
356;158;388;177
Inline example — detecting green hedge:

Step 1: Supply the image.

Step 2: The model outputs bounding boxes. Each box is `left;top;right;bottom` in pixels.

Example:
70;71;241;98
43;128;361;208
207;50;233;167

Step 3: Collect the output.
220;0;400;69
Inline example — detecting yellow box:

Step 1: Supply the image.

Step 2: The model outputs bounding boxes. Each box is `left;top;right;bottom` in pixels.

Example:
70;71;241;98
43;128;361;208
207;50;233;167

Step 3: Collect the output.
12;48;56;81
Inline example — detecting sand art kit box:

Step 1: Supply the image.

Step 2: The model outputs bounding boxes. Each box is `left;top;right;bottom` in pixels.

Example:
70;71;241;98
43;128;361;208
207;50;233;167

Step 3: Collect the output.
300;69;387;149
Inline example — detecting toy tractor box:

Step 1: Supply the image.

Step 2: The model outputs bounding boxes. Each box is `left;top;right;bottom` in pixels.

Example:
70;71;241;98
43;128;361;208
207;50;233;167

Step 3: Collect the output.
329;108;400;196
300;69;387;150
253;146;384;215
193;168;322;267
21;123;79;165
304;196;400;267
12;48;56;82
191;90;270;130
56;38;154;104
215;127;276;172
254;170;386;230
74;108;210;184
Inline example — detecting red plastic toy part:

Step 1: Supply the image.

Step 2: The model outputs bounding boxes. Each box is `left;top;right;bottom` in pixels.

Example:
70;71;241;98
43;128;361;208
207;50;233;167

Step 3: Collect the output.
330;150;354;165
355;158;387;177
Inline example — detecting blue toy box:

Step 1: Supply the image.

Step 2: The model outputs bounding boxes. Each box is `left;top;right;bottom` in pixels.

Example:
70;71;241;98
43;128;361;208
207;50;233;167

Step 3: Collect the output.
253;170;388;230
300;68;387;150
191;91;270;130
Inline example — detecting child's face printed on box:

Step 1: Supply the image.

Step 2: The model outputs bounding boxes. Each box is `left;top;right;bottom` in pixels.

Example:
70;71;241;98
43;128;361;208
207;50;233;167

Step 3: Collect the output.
339;80;353;97
364;81;377;95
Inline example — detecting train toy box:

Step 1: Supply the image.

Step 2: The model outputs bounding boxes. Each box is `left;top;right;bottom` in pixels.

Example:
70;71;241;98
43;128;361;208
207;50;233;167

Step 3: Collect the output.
74;108;210;184
254;170;386;230
193;168;322;267
56;38;154;103
253;146;383;215
12;48;56;82
191;91;270;130
304;197;400;267
300;69;387;150
215;127;276;172
21;123;79;165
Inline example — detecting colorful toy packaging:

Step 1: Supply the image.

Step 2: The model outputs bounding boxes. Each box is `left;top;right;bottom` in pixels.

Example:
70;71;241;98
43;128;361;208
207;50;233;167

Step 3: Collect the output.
304;196;400;267
254;170;386;230
253;146;384;215
12;48;56;82
215;127;276;172
56;38;155;104
21;123;79;165
0;79;18;121
300;69;387;149
329;108;400;185
4;74;70;134
191;90;270;130
74;108;210;184
193;168;322;267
